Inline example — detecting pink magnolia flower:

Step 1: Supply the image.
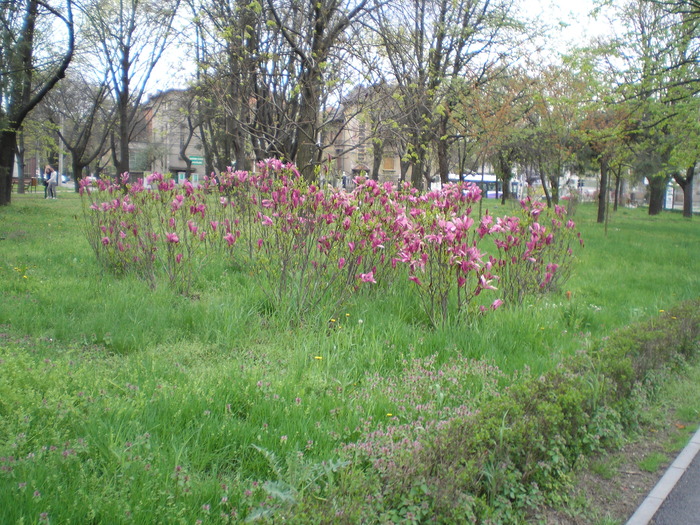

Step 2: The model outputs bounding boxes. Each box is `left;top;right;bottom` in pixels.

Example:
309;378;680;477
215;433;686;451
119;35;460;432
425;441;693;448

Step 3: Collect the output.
408;275;422;286
176;253;183;263
224;233;236;246
101;237;110;245
479;274;496;291
359;271;376;284
491;299;504;310
166;233;180;243
338;257;346;269
171;195;184;211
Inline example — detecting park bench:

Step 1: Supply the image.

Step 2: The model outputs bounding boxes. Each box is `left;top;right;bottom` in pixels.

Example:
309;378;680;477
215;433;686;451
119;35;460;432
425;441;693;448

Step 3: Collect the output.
12;177;38;193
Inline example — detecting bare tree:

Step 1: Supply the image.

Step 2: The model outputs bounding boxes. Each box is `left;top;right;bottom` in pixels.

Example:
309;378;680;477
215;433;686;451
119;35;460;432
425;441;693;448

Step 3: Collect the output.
43;71;115;190
371;0;522;189
77;0;181;178
0;0;74;205
189;0;374;179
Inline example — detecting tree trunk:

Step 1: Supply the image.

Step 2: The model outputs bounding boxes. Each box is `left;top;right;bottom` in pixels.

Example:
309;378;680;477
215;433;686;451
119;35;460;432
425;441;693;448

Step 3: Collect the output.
400;158;410;184
16;144;25;195
437;115;450;185
118;91;130;177
672;164;695;219
613;167;622;212
494;151;512;205
412;154;425;190
548;175;559;204
371;139;383;181
295;73;322;181
0;131;18;205
597;157;609;223
114;45;132;179
647;175;668;216
538;159;551;208
72;158;86;192
682;180;693;217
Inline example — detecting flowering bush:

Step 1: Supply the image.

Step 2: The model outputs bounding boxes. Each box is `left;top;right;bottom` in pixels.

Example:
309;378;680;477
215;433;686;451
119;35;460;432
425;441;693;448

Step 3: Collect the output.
392;183;502;326
80;174;212;293
80;162;582;323
484;199;584;306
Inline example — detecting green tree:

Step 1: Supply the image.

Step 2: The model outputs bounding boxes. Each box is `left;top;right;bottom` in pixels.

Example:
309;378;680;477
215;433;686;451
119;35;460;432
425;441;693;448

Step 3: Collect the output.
611;0;700;216
0;0;74;205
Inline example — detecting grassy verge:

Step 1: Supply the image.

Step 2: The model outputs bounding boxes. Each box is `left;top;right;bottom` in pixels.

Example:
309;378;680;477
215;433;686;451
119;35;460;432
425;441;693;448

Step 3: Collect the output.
0;191;699;523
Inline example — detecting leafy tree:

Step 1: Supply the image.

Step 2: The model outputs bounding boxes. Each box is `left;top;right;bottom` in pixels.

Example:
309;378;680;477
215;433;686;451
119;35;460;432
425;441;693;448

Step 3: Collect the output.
0;0;74;205
611;0;700;216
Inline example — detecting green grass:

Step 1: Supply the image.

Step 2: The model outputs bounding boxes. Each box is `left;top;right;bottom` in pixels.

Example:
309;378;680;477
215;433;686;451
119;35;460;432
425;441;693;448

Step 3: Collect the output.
637;452;668;473
1;191;699;523
590;456;622;480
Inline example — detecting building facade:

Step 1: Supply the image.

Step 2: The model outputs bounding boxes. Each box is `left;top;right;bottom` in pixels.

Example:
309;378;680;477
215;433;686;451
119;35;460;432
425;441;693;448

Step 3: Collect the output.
135;89;206;184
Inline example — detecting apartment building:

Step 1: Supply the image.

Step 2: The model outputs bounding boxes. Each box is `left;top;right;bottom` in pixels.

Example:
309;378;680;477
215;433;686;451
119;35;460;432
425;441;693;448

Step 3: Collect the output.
135;89;206;184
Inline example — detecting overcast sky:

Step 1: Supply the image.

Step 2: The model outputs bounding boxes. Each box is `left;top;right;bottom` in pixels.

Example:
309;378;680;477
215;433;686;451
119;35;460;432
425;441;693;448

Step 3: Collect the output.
147;0;616;95
524;0;615;52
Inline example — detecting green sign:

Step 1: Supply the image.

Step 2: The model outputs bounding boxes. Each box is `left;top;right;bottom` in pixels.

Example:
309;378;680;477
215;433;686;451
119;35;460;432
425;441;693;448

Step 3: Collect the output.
190;156;204;166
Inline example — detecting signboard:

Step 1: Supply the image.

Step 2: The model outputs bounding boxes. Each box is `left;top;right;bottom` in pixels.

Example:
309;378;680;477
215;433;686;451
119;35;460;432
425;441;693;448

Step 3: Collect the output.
664;184;674;210
190;156;204;166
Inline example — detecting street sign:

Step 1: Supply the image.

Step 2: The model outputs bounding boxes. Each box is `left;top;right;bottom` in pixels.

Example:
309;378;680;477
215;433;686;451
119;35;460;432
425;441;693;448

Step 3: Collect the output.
190;156;204;166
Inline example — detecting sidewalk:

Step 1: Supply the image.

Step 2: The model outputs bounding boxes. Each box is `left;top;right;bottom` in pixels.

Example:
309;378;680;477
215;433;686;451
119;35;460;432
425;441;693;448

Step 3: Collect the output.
626;425;700;524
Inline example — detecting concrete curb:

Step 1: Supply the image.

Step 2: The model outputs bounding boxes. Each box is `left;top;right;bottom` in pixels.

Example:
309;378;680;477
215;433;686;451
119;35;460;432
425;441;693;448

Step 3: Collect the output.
626;425;700;525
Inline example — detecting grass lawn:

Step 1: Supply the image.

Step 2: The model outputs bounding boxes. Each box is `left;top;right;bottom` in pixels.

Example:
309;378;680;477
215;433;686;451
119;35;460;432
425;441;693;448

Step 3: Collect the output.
1;188;698;523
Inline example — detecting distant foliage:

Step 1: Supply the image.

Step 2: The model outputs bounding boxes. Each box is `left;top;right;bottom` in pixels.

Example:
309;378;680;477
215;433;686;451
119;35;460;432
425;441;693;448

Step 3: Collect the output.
80;160;582;323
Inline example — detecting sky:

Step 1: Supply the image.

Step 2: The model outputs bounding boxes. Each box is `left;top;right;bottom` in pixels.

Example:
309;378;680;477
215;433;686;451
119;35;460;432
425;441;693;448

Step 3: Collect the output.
147;0;616;95
523;0;615;52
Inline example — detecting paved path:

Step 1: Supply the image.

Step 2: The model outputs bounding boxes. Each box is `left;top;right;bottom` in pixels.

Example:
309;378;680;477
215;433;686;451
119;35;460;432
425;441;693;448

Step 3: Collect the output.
626;426;700;525
650;449;700;525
